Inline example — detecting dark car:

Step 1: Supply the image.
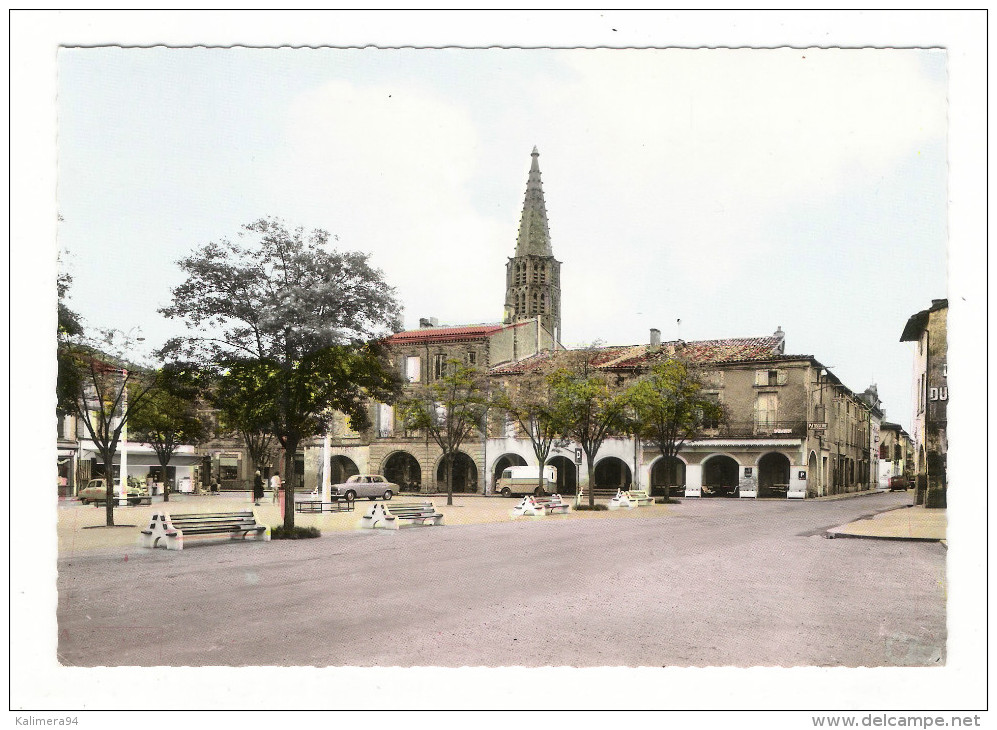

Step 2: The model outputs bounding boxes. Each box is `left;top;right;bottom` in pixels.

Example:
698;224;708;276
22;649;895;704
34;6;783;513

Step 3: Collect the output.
888;475;909;491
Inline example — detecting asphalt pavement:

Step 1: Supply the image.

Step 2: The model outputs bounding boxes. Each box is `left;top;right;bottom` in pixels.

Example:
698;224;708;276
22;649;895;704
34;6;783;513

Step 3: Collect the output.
56;490;945;669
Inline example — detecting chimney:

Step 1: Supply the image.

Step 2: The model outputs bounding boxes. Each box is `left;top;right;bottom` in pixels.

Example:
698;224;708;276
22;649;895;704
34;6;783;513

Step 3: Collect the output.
419;317;436;329
774;325;785;353
650;328;661;347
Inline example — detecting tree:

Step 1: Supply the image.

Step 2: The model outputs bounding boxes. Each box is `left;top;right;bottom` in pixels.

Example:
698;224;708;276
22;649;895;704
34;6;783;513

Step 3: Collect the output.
210;364;281;480
627;359;727;497
492;368;567;494
127;363;210;502
547;348;630;507
59;329;159;526
56;269;85;417
399;360;487;506
159;217;403;528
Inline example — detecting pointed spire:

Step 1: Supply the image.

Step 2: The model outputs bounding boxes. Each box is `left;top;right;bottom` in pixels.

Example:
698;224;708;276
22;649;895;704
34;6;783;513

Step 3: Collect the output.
515;147;553;257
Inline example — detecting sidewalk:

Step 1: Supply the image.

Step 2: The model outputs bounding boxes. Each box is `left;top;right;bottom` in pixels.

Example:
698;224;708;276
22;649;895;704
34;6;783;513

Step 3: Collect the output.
826;504;947;544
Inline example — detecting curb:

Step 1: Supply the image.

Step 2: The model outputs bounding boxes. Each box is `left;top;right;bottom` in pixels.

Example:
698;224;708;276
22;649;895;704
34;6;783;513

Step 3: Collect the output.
823;530;944;543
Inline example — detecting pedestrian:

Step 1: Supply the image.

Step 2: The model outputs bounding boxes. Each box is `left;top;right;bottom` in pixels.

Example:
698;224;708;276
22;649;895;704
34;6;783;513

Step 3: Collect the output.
253;470;264;505
270;473;282;503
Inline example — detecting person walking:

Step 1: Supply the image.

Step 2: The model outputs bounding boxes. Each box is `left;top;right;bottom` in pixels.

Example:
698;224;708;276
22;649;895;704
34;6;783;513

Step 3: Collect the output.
270;473;281;503
253;470;264;505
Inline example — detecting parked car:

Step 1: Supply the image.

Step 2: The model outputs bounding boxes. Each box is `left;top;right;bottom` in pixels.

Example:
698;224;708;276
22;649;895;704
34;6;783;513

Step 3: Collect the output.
78;478;149;505
329;474;398;501
888;475;909;491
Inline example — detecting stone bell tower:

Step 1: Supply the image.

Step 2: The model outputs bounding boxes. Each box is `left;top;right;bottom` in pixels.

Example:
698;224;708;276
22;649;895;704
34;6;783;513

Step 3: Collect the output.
503;147;562;344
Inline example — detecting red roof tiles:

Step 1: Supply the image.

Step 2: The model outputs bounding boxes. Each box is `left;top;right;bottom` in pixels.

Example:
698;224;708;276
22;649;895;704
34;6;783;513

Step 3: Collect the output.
489;336;789;374
386;321;528;345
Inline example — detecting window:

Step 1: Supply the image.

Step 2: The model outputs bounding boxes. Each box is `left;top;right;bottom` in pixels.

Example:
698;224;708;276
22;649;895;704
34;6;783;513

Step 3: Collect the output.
434;353;447;379
756;393;778;427
701;392;721;429
378;403;394;437
405;356;421;383
467;351;477;366
219;455;240;481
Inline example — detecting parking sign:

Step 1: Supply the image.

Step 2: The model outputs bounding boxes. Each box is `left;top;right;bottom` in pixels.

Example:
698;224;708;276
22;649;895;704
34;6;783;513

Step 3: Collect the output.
574;448;583;465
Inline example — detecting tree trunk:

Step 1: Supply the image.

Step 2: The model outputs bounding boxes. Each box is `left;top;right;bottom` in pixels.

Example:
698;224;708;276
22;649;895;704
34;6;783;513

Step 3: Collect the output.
159;454;171;502
446;452;454;506
101;447;115;527
282;440;298;530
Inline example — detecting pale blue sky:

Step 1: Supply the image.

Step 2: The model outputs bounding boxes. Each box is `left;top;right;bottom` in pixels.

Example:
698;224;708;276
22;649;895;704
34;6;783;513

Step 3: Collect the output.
57;46;946;431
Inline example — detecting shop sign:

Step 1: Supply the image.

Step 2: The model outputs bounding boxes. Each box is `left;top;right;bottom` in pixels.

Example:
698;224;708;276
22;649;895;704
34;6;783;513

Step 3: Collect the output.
809;422;827;432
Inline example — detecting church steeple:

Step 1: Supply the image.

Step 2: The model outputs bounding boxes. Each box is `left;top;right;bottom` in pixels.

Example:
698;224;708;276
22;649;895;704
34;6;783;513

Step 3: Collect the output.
515;146;554;258
504;147;562;344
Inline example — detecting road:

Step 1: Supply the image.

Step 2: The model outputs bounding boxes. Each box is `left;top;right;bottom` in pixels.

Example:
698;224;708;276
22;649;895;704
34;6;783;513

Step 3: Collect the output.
57;491;945;667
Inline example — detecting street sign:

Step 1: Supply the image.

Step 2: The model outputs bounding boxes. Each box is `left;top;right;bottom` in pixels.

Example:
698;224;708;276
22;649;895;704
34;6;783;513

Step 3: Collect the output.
809;423;827;432
574;448;583;465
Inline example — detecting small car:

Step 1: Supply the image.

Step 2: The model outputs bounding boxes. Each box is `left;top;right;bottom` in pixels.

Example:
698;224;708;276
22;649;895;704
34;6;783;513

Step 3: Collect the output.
329;474;398;501
888;475;909;491
78;478;149;505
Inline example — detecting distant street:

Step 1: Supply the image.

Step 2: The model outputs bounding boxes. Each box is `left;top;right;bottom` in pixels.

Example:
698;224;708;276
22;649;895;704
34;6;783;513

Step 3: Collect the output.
57;491;945;668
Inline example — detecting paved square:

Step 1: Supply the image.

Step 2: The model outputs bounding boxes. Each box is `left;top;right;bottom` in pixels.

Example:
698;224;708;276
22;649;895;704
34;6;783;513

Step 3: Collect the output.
57;492;945;667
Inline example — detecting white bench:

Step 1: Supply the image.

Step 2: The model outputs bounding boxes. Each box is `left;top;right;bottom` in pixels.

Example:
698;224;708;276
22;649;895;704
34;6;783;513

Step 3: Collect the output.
360;501;443;529
534;494;571;514
627;489;654;506
139;511;270;551
684;485;702;498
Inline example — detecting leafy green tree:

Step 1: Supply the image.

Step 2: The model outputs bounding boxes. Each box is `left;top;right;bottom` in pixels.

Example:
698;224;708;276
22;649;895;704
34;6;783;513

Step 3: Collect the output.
630;359;727;458
547;348;630;507
210;364;281;480
128;364;210;502
492;367;567;495
159;217;403;528
627;359;727;496
399;360;487;506
56;270;85;417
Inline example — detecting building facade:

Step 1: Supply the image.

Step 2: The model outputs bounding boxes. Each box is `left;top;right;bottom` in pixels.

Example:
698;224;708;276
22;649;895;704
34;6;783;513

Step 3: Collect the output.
900;298;948;507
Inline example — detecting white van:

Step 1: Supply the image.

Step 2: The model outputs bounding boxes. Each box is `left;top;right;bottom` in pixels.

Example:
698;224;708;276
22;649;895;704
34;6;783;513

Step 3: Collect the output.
496;465;557;498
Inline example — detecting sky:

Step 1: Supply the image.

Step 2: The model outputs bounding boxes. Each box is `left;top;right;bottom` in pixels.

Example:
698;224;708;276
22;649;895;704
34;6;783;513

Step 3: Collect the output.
56;45;947;432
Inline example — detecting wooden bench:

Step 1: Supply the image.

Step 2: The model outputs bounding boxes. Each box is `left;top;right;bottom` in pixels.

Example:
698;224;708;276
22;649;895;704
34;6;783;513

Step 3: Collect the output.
295;496;355;513
360;501;443;529
138;511;270;551
533;494;571;514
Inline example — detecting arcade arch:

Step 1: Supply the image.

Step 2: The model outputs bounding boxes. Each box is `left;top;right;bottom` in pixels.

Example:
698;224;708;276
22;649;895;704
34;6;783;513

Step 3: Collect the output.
650;456;686;497
546;455;577;495
437;451;479;493
328;455;359;484
702;454;739;497
758;452;791;497
594;457;632;490
382;451;421;492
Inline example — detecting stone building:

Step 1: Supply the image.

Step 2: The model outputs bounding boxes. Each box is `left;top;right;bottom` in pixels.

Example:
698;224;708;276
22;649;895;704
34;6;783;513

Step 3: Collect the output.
878;421;914;487
900;298;948;507
490;329;880;499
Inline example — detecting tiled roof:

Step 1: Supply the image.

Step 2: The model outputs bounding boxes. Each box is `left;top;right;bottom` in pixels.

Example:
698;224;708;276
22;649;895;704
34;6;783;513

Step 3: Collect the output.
489;336;789;374
386;321;528;345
